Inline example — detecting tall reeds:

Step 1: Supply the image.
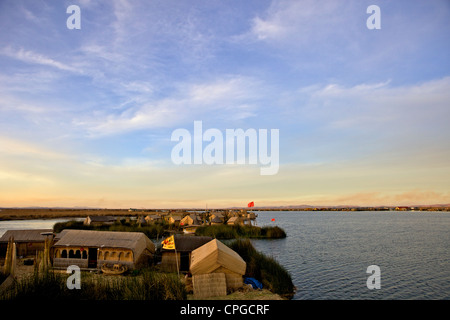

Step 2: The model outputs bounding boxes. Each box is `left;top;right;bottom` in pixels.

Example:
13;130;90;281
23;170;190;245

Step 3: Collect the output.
3;236;16;277
195;224;286;239
0;268;186;300
227;239;295;299
53;220;168;239
34;236;53;274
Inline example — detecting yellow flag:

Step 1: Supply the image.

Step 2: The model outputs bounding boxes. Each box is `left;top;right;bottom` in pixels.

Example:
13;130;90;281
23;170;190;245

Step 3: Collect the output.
161;235;175;250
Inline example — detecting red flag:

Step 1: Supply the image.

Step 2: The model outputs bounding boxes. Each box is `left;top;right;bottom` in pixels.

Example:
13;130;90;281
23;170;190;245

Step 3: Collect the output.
248;201;254;207
271;218;275;222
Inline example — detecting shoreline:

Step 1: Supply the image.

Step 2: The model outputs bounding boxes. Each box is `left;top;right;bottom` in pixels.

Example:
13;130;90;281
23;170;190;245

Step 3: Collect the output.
0;208;132;221
1;206;449;221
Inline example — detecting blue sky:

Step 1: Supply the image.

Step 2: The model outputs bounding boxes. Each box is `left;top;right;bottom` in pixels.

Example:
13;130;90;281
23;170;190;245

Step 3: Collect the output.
0;0;449;208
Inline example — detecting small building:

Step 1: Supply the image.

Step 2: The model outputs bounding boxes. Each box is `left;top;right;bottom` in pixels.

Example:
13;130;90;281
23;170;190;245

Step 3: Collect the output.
160;235;212;272
145;215;162;224
167;215;182;225
226;211;238;218
210;212;224;220
180;214;202;226
52;229;155;270
210;216;223;225
247;212;257;220
227;216;244;226
0;229;53;257
190;239;246;298
83;215;117;226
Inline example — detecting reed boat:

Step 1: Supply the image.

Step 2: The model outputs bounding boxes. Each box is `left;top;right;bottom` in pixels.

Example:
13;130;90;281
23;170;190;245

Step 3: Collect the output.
101;263;127;275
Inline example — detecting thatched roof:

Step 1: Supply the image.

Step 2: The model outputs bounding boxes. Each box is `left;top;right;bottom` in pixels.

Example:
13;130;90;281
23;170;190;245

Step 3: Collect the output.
180;214;202;225
0;229;53;243
227;216;241;224
190;239;246;275
210;216;223;223
53;230;155;255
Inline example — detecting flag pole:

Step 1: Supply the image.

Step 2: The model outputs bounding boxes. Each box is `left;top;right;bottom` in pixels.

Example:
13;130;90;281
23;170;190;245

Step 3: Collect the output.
175;237;180;277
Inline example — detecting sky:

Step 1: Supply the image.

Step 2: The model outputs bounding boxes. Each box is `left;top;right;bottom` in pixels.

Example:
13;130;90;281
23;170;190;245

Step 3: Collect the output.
0;0;449;209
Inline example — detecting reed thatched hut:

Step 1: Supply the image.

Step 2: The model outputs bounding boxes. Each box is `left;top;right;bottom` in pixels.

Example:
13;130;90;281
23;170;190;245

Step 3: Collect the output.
167;215;182;225
52;230;155;270
190;239;246;297
180;214;202;226
160;235;212;272
145;214;162;224
0;229;53;257
227;216;245;226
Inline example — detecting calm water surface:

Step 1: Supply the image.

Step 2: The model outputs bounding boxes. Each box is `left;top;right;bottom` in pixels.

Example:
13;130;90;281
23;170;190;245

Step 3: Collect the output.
0;218;80;237
0;211;448;300
252;211;450;300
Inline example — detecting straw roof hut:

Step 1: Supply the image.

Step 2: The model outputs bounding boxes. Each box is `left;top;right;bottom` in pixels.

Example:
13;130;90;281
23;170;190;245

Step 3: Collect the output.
227;216;244;226
210;216;223;225
160;235;212;272
211;212;224;219
52;230;155;270
0;229;53;257
180;214;201;226
190;239;246;297
145;215;161;224
167;215;182;225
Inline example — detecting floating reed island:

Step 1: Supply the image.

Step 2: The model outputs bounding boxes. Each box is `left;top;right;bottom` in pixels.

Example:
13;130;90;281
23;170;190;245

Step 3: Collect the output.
0;209;293;300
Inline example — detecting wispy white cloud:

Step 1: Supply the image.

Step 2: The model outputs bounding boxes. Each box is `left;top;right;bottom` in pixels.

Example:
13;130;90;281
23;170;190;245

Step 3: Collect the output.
75;75;262;137
302;77;450;127
1;46;79;73
249;0;348;43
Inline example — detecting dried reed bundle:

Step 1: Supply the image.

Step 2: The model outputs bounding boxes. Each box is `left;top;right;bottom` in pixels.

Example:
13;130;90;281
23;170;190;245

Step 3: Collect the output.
3;237;16;277
192;273;227;298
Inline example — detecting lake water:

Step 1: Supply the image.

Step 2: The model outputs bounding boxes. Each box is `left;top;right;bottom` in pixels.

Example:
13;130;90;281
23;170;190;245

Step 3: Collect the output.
0;218;82;237
0;211;449;300
252;211;450;300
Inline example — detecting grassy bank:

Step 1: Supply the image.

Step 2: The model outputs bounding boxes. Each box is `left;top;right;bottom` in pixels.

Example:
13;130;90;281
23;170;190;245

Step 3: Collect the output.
53;220;286;240
53;219;168;239
0;208;130;221
227;239;295;299
195;224;286;239
0;268;186;300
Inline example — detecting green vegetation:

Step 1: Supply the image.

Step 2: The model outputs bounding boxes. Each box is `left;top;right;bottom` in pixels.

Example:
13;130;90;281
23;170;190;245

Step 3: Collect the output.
195;224;286;239
53;219;168;239
0;268;186;300
53;220;286;240
227;239;295;299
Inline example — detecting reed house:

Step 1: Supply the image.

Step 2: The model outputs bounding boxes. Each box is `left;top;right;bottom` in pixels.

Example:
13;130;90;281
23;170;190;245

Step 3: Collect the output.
160;235;212;272
190;239;246;298
0;229;53;257
52;230;155;270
